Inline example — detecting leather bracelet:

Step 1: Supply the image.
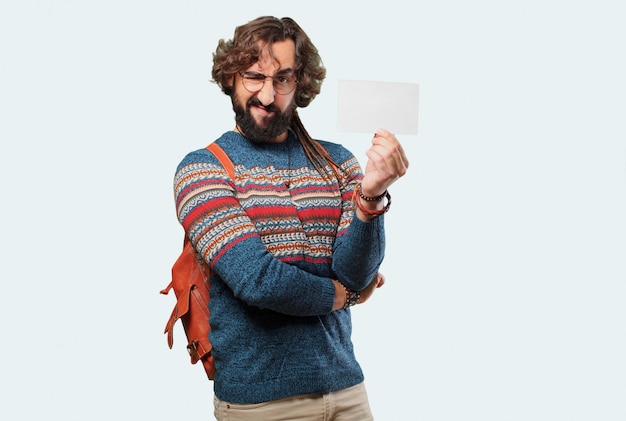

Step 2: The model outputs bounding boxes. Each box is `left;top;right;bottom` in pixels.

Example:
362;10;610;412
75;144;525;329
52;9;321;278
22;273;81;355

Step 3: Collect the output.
343;286;360;309
357;183;387;202
352;186;392;216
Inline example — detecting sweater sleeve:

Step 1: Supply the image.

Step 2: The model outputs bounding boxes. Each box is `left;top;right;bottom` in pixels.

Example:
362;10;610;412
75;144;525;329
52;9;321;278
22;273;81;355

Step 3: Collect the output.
330;152;386;291
174;150;336;316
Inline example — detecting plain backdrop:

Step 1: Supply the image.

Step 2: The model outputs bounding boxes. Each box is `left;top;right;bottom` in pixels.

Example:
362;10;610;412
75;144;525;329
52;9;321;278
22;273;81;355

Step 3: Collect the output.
1;1;625;420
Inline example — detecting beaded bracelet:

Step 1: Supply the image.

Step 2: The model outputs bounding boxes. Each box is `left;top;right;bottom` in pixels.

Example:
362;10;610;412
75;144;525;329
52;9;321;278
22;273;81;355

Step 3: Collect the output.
343;286;361;309
352;183;392;216
357;183;387;202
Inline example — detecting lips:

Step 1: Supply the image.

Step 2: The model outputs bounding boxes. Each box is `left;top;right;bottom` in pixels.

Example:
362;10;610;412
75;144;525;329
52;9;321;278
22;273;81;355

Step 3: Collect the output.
253;104;274;116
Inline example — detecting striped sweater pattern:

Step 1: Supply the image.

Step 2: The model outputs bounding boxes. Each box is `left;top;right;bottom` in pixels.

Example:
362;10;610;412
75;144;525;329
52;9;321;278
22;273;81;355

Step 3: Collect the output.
173;130;385;404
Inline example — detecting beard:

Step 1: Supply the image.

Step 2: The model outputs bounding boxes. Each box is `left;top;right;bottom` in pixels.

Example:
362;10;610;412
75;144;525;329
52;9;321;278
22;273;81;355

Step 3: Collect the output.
232;94;294;143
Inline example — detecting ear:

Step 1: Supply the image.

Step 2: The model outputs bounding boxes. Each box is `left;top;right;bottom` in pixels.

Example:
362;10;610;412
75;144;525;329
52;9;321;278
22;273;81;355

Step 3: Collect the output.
225;75;235;89
222;75;235;96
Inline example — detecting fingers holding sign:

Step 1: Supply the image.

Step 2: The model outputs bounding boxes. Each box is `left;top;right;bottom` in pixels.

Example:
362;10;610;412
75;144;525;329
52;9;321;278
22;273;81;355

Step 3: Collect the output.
360;128;409;199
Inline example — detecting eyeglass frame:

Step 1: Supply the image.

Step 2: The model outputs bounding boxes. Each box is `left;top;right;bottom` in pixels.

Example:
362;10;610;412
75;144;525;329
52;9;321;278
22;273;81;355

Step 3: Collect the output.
238;70;298;95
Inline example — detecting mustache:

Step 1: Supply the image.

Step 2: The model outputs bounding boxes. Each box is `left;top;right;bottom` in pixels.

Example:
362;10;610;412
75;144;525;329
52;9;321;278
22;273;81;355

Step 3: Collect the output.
247;97;280;114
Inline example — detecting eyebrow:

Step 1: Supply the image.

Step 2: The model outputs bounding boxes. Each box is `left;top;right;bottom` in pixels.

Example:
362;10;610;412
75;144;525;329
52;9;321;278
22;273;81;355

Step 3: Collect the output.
245;68;294;76
277;68;295;75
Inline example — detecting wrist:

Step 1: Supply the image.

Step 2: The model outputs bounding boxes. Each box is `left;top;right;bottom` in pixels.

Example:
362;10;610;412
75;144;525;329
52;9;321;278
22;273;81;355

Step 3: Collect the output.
343;285;360;309
358;183;387;202
331;280;361;310
332;280;346;310
353;183;391;218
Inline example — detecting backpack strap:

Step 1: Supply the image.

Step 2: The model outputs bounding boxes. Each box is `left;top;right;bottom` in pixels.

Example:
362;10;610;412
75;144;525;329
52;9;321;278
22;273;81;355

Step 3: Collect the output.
207;142;235;181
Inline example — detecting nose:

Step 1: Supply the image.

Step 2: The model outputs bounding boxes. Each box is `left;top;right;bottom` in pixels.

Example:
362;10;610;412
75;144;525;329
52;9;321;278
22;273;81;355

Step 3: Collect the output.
256;77;275;106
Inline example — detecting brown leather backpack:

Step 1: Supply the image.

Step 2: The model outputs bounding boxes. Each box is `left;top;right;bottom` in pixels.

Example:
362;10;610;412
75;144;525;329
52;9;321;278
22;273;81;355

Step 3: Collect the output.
160;142;234;379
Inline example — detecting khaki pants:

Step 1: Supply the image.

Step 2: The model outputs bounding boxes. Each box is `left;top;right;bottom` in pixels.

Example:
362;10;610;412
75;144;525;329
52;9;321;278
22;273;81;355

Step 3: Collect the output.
213;382;374;421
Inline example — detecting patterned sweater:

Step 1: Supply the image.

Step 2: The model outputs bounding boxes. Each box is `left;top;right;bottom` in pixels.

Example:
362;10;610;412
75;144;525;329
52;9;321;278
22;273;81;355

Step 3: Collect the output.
174;130;385;404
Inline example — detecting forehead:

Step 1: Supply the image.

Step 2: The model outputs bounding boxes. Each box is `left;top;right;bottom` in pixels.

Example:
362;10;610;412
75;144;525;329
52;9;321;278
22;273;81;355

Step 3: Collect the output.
252;39;296;73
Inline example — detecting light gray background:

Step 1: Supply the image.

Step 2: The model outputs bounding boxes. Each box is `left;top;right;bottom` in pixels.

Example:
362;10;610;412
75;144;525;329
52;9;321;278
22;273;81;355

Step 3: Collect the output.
1;1;624;420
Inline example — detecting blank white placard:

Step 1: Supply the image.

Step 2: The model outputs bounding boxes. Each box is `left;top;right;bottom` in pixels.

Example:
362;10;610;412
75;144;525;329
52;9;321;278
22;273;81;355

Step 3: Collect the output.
337;79;419;134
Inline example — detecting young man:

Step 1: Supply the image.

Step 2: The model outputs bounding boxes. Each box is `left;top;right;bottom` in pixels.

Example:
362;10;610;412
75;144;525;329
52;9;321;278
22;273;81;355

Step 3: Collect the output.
174;16;408;420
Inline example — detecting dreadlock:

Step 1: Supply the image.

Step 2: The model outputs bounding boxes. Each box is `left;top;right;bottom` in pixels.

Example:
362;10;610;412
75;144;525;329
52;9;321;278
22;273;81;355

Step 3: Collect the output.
290;111;346;188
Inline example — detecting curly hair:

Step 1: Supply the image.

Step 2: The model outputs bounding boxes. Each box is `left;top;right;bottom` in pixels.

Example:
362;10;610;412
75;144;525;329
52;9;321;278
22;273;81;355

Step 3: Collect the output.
211;16;326;108
212;17;344;186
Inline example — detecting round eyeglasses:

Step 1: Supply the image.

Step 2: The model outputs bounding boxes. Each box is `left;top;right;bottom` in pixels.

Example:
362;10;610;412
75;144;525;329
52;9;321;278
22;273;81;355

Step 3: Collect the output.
239;71;298;95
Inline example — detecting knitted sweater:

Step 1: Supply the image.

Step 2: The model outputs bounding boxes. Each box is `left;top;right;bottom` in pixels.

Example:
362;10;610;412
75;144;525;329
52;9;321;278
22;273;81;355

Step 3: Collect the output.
174;130;385;404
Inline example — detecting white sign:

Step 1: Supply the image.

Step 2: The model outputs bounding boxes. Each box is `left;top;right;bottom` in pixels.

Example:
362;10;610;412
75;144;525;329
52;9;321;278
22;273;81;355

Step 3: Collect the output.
337;79;419;135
